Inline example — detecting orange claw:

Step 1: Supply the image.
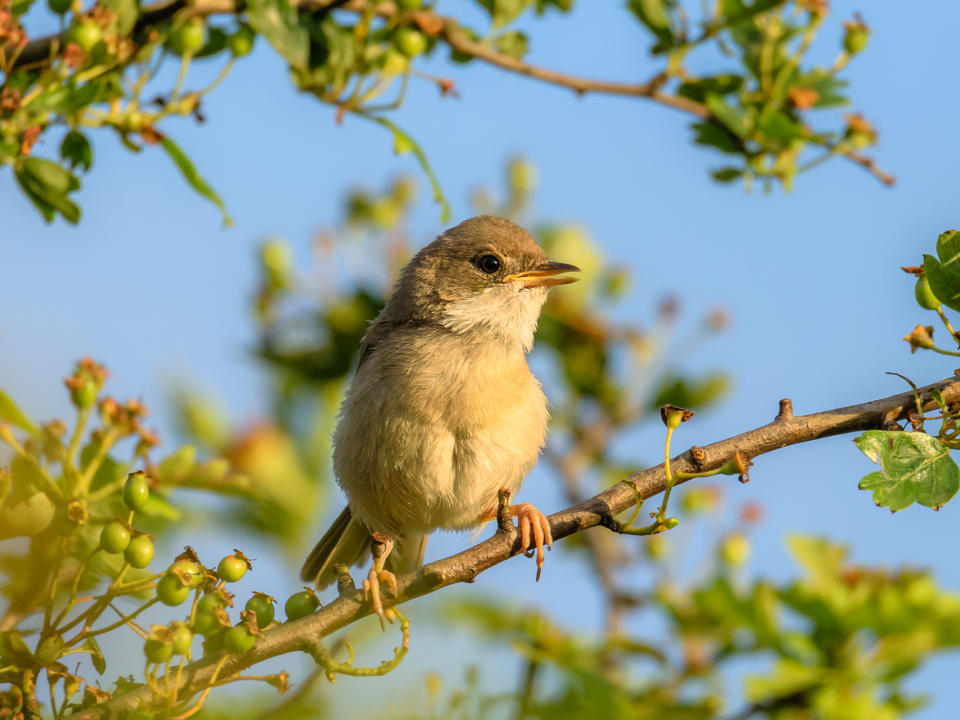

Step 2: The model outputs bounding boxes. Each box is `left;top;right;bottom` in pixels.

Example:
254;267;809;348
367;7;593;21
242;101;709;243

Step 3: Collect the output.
362;535;397;631
510;503;553;581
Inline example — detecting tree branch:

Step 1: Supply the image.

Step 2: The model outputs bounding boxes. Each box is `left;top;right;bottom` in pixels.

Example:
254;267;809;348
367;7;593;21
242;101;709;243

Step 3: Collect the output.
8;0;894;186
65;373;960;720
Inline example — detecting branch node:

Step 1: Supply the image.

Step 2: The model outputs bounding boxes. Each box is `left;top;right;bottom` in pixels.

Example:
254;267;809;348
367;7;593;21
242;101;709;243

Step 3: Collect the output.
689;445;707;468
776;398;794;422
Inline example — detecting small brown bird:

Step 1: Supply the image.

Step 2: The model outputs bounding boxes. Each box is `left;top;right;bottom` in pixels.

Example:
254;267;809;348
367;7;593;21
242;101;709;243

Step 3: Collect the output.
300;216;579;623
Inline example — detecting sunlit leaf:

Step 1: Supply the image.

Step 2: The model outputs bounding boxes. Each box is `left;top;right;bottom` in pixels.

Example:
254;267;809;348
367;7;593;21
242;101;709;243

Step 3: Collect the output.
855;430;960;511
158;136;233;227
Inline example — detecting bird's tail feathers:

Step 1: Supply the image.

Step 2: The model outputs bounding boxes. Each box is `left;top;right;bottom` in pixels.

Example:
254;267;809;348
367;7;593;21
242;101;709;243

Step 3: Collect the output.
300;507;371;589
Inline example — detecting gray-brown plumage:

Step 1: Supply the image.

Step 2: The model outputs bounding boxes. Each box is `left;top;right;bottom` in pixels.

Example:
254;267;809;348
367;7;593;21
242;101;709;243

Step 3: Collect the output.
300;216;579;620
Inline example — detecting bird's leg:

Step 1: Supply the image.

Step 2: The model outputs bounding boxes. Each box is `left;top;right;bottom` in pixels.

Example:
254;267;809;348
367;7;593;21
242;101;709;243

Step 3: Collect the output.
361;532;397;631
480;499;553;582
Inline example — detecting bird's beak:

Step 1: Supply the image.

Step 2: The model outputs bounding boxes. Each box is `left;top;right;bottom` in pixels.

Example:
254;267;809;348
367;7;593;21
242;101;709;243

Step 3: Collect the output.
502;260;581;288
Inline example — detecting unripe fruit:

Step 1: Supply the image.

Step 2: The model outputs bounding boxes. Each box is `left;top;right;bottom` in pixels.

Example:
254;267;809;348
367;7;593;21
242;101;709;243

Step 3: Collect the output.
171;560;204;588
395;28;427;58
843;25;869;55
100;521;131;554
168;18;207;56
197;593;226;614
67;20;102;53
217;554;248;583
224;625;256;653
227;24;255;57
720;533;751;566
244;594;275;629
157;573;191;606
124;534;154;569
122;472;150;511
70;379;98;409
284;590;319;621
170;622;193;656
915;275;941;311
144;637;173;663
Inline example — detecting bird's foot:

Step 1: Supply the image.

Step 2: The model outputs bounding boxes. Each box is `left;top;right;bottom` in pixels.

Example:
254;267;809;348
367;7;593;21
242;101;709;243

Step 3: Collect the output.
511;503;553;582
362;533;397;631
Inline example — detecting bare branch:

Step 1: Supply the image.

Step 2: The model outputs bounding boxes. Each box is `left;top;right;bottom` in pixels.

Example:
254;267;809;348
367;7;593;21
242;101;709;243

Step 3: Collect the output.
65;373;960;720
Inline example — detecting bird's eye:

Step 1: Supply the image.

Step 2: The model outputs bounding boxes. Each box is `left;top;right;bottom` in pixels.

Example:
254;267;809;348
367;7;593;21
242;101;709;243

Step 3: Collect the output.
476;254;501;274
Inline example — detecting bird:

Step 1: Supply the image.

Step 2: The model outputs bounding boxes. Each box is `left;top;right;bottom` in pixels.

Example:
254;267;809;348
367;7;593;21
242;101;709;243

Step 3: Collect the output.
300;215;580;625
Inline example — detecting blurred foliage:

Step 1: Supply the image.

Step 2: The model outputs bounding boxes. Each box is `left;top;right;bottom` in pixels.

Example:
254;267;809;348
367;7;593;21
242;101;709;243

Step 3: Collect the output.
1;0;889;224
437;528;960;720
4;160;959;720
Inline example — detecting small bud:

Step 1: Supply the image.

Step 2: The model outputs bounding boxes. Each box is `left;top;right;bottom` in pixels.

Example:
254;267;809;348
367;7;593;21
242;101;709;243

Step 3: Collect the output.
903;324;936;353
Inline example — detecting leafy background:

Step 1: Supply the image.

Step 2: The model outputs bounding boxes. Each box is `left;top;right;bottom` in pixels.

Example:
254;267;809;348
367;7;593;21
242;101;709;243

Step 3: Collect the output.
2;0;960;717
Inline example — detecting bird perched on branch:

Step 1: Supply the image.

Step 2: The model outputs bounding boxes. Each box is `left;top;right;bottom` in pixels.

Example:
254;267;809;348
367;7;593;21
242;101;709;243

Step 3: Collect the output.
300;215;580;625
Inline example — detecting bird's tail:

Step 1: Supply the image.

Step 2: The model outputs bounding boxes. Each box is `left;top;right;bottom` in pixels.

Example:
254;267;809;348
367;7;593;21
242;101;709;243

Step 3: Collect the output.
300;506;428;589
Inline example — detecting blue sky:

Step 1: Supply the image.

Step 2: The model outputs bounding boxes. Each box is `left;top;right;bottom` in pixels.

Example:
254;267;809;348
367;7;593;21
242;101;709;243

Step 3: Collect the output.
3;0;960;716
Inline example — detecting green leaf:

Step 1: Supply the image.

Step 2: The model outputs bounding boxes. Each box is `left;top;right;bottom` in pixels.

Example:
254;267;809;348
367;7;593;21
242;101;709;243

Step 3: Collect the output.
158;136;233;227
705;94;748;138
711;167;743;182
677;74;743;103
855;430;960;511
84;638;106;675
0;389;39;436
746;660;827;704
628;0;674;46
99;0;138;35
923;230;960;312
0;472;9;513
246;0;309;71
15;160;81;224
61;131;93;171
0;631;32;665
360;114;450;223
691;121;742;154
494;30;529;60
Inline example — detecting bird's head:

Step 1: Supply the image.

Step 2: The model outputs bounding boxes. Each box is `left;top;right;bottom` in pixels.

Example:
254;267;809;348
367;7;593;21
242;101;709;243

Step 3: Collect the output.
388;216;580;351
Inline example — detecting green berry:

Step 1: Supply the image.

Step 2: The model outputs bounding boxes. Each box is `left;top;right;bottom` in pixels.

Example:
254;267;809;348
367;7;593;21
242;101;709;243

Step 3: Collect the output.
157;573;191;606
224;625;256;653
915;275;941;311
100;521;131;554
168;18;207;55
192;611;221;637
244;594;275;629
217;554;248;583
843;25;869;55
227;24;255;57
144;637;173;664
284;590;320;621
203;629;226;655
170;622;193;656
720;533;751;566
70;379;98;409
66;20;102;53
395;28;427;58
171;560;205;588
197;593;226;614
122;472;150;511
124;533;154;569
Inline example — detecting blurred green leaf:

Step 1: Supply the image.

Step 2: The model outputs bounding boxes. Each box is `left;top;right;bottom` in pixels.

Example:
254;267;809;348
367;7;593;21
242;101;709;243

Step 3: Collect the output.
158;136;233;227
246;0;309;70
705;94;749;138
0;389;39;436
60;131;93;171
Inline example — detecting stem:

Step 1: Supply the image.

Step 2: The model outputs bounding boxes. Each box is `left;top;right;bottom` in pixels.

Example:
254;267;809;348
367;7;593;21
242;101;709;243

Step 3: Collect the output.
66;406;92;471
171;655;229;720
936;307;960;348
